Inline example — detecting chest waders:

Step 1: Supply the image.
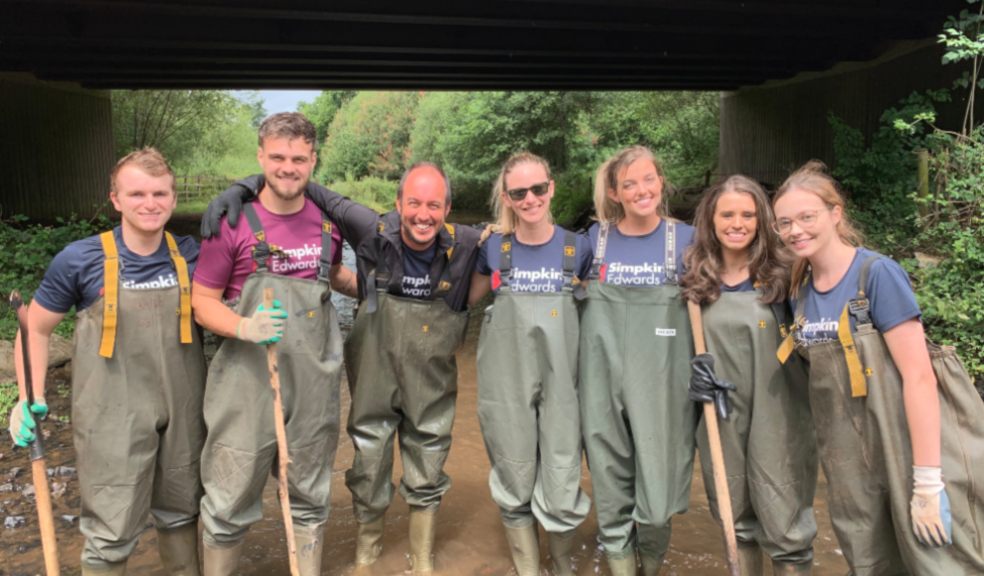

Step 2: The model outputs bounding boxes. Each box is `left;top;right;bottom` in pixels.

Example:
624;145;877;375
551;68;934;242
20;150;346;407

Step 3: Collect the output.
786;254;984;575
72;231;205;574
579;221;697;574
199;204;342;576
476;231;591;576
698;291;817;574
344;226;467;572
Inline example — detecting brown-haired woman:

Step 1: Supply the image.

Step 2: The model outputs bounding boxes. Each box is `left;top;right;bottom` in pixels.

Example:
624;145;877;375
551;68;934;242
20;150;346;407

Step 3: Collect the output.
773;161;984;574
682;175;817;575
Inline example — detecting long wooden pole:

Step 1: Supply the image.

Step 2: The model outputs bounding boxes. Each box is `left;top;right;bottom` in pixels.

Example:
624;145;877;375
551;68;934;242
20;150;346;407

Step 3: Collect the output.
10;292;60;576
262;288;299;576
687;300;740;576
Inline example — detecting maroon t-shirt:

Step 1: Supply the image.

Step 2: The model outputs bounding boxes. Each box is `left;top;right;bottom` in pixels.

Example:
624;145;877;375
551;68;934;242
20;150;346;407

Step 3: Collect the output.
194;198;343;300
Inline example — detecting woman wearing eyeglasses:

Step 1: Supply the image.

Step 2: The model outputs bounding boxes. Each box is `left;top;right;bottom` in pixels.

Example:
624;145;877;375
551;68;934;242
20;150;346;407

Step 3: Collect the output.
681;176;817;575
773;161;984;574
469;152;592;576
577;145;697;576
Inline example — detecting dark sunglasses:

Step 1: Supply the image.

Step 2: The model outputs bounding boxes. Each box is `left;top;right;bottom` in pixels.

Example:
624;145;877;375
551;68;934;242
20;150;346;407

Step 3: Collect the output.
505;181;550;201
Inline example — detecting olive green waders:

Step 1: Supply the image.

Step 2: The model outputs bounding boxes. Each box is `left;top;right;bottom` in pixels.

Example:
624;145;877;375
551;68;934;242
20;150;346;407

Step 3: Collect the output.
74;231;205;571
579;222;697;569
476;232;590;574
344;292;468;521
698;291;817;572
200;206;343;575
791;255;984;575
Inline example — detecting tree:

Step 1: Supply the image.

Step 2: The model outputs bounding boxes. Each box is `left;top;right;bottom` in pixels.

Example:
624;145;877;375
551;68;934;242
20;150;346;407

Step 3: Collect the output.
298;90;356;145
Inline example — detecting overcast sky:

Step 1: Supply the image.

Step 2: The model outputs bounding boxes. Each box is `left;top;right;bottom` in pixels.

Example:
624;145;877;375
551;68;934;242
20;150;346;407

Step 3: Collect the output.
234;90;321;114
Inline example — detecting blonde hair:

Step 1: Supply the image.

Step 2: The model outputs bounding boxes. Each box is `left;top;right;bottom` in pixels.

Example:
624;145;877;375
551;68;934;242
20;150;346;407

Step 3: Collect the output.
490;152;553;235
110;147;174;194
774;160;864;296
593;145;670;223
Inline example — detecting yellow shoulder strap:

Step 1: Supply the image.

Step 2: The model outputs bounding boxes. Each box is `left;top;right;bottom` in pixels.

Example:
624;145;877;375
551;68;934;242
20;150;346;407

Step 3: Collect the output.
776;330;795;365
98;231;119;358
165;232;193;344
838;304;868;397
444;223;455;260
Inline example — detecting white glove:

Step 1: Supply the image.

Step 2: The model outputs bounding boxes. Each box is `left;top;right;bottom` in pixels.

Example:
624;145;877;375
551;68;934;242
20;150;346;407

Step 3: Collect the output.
911;465;952;547
237;300;287;344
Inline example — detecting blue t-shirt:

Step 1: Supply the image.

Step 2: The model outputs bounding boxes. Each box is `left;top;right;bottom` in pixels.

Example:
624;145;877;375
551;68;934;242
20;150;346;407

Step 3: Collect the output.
33;227;199;313
722;278;756;292
400;242;437;298
476;227;592;294
587;220;695;286
794;248;921;346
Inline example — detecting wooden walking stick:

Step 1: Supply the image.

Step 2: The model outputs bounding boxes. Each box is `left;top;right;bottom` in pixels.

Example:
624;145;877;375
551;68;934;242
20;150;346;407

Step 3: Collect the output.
687;299;740;576
263;288;299;576
10;291;60;576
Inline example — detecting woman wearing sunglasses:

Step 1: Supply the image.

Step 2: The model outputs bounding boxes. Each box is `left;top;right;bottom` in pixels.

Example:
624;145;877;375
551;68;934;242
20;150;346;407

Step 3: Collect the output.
681;176;817;575
469;152;592;576
578;145;697;575
773;161;984;574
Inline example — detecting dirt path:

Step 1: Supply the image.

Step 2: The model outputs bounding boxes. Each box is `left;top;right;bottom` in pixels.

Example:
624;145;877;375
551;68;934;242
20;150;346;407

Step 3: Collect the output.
1;314;849;575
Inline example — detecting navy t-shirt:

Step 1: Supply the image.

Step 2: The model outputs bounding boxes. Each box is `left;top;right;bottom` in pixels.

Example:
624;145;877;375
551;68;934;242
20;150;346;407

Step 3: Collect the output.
476;227;592;294
587;220;695;286
400;242;437;299
721;278;756;293
794;248;921;346
33;226;199;313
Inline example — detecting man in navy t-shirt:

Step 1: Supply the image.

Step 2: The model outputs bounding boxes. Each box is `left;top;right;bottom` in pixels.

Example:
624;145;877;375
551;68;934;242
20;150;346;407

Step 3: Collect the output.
7;148;205;576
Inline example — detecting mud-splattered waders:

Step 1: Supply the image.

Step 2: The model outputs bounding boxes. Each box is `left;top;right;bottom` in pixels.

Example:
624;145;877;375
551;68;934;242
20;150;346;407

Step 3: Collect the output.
200;203;343;576
477;231;590;575
579;221;698;575
74;231;205;575
786;254;984;575
698;290;817;575
345;223;468;573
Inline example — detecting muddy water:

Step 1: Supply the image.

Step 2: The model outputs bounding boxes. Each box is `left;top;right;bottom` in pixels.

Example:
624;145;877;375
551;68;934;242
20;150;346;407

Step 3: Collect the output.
1;239;848;574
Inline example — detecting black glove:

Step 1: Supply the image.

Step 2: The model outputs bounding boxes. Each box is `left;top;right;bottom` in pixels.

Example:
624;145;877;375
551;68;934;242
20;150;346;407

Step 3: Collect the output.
689;353;737;421
199;175;264;238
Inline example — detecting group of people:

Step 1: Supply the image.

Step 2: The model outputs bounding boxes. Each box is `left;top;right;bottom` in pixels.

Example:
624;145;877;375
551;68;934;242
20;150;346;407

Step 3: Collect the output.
8;110;984;576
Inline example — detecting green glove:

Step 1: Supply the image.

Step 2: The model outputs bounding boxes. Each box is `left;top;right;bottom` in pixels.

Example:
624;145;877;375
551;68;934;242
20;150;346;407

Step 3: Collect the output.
237;299;288;345
8;399;47;447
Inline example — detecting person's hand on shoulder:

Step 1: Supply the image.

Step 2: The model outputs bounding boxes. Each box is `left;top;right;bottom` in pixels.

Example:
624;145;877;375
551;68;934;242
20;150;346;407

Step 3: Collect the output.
200;175;264;239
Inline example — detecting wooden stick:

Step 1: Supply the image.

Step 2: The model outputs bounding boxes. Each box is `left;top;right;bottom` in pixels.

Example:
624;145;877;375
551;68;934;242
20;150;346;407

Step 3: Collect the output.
687;300;740;576
10;292;60;575
263;288;299;576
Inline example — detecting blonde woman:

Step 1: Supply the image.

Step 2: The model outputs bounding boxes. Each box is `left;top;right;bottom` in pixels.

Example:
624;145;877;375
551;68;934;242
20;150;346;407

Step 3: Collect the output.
579;146;697;575
469;152;591;576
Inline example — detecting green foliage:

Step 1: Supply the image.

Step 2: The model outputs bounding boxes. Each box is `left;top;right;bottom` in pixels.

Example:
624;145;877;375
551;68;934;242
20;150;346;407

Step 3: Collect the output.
298;90;356;145
318;92;420;183
829;1;984;384
113;90;264;177
0;215;111;339
0;381;16;428
326;177;398;214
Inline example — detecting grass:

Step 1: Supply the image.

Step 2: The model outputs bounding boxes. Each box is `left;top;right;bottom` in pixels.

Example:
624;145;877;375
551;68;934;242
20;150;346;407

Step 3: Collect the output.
0;381;18;428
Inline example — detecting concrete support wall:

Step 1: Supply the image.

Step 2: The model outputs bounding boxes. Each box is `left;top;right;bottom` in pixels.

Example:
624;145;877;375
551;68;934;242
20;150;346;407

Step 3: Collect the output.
0;74;113;220
719;41;970;187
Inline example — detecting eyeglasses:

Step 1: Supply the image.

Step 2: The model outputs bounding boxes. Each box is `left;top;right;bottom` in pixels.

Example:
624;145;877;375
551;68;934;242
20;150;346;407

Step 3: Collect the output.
772;209;826;235
505;181;550;201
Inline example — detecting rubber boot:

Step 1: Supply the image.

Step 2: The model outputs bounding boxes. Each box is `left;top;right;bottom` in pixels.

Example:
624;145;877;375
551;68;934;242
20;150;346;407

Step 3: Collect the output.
737;543;763;576
203;539;244;576
81;561;128;576
295;523;325;576
503;523;540;576
637;523;669;576
408;505;437;574
772;560;813;575
547;529;576;576
355;517;385;566
606;552;638;576
158;524;201;576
